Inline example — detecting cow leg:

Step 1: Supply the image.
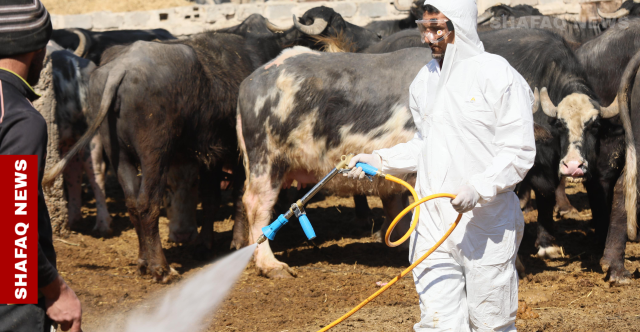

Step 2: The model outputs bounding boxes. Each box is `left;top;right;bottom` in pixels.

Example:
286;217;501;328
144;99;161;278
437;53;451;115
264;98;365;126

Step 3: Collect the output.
533;187;564;259
193;165;222;259
134;157;175;282
600;176;632;284
353;195;373;227
554;177;578;218
90;135;107;194
63;153;84;230
80;145;113;237
230;166;248;250
109;151;149;273
245;172;296;278
165;162;199;244
517;181;534;212
376;192;412;250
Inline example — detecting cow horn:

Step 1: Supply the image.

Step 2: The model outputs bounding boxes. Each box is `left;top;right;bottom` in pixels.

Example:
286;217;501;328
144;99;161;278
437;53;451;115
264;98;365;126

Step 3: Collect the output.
70;28;89;57
477;9;493;25
293;14;328;35
532;87;541;113
540;87;558;118
393;0;412;11
266;19;292;32
600;96;620;118
597;7;630;19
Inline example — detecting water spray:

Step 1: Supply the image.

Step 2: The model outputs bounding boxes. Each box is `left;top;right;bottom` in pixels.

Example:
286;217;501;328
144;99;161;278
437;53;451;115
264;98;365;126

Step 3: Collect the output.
257;154;462;331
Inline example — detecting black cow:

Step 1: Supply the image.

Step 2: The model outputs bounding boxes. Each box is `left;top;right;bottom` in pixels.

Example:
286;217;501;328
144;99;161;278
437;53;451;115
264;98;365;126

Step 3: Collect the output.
481;29;625;272
598;0;640;19
576;18;640;105
43;17;308;282
363;0;424;38
603;50;640;283
574;20;640;283
479;15;608;50
51;28;176;64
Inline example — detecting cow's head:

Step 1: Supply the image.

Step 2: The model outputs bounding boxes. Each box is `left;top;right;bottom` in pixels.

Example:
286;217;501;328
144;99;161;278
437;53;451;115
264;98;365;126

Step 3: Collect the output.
536;87;619;180
477;5;515;25
598;0;640;19
293;6;381;52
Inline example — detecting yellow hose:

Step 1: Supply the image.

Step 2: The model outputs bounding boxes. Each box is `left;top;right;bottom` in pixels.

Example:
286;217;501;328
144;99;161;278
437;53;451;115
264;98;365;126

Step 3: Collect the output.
316;174;461;332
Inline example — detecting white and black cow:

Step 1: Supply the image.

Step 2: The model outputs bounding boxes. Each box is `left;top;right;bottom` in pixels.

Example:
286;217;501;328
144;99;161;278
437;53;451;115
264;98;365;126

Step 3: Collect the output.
238;47;436;278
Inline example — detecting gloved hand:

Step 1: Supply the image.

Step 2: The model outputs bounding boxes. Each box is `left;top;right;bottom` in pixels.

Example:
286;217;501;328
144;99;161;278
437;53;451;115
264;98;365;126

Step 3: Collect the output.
451;185;480;214
344;153;382;180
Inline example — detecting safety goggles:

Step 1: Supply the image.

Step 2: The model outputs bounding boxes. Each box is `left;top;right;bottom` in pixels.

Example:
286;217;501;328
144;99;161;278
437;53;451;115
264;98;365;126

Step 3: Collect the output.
415;19;454;44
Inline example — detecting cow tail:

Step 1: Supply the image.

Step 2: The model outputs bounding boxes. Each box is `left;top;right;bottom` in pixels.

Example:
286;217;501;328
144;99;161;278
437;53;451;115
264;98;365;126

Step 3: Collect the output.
42;67;126;187
617;50;640;241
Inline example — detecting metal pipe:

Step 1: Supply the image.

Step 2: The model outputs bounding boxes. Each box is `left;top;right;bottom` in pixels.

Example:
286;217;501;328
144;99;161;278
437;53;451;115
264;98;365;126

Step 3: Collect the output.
298;168;339;206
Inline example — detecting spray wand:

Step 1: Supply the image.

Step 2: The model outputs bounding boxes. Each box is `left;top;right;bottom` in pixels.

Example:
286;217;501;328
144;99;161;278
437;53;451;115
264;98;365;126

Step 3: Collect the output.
257;154;358;245
256;155;462;332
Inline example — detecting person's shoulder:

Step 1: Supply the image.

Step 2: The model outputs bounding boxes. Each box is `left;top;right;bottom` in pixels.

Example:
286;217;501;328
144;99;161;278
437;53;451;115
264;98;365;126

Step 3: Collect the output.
473;52;526;88
1;86;46;132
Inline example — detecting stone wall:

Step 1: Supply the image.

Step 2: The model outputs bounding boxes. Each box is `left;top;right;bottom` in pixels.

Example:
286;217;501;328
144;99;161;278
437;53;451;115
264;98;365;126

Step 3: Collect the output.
50;0;623;36
51;1;408;36
34;53;68;235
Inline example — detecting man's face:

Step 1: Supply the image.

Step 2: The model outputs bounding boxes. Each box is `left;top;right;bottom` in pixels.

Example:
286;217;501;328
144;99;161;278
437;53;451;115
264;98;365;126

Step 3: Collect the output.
27;47;45;86
421;11;455;60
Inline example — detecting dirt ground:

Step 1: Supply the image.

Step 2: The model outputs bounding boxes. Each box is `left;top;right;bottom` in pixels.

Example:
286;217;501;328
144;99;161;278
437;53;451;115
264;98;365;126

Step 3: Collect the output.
42;0;193;15
54;174;640;332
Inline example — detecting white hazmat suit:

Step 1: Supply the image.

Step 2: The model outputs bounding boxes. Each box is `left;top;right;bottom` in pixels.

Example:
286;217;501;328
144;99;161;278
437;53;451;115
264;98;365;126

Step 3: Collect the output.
361;0;536;330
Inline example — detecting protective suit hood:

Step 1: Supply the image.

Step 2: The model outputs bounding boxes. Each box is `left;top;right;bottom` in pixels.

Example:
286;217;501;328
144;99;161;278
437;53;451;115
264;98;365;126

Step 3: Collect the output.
423;0;485;81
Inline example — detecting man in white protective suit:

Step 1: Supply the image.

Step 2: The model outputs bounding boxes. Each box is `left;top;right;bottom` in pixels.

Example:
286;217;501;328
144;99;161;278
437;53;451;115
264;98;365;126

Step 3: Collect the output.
346;0;536;331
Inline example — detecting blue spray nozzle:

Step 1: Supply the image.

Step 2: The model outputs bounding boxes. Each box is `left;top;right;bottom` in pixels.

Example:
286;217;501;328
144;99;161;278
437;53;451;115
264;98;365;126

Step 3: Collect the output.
297;214;316;240
355;162;379;176
261;214;289;241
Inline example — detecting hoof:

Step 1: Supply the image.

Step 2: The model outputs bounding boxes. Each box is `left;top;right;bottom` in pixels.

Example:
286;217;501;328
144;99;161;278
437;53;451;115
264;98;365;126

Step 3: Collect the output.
137;259;149;276
554;205;579;219
265;268;296;279
92;225;113;238
150;265;180;284
168;230;198;244
372;230;384;243
608;268;632;285
537;246;564;259
261;262;297;279
229;238;247;250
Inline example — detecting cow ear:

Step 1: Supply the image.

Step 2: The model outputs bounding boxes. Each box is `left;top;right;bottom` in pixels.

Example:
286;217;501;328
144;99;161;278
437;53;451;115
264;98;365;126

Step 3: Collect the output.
533;123;553;142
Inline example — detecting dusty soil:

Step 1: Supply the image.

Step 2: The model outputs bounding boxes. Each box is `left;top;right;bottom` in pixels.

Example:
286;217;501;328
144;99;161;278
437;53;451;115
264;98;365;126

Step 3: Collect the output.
55;175;640;332
42;0;193;15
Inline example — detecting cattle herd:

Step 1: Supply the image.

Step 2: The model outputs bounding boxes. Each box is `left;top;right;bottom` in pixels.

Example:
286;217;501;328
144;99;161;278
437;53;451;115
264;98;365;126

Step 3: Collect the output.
42;0;640;285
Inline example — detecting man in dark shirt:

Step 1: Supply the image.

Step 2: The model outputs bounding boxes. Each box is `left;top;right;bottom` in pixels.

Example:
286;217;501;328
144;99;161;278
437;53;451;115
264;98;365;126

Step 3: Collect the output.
0;1;82;331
